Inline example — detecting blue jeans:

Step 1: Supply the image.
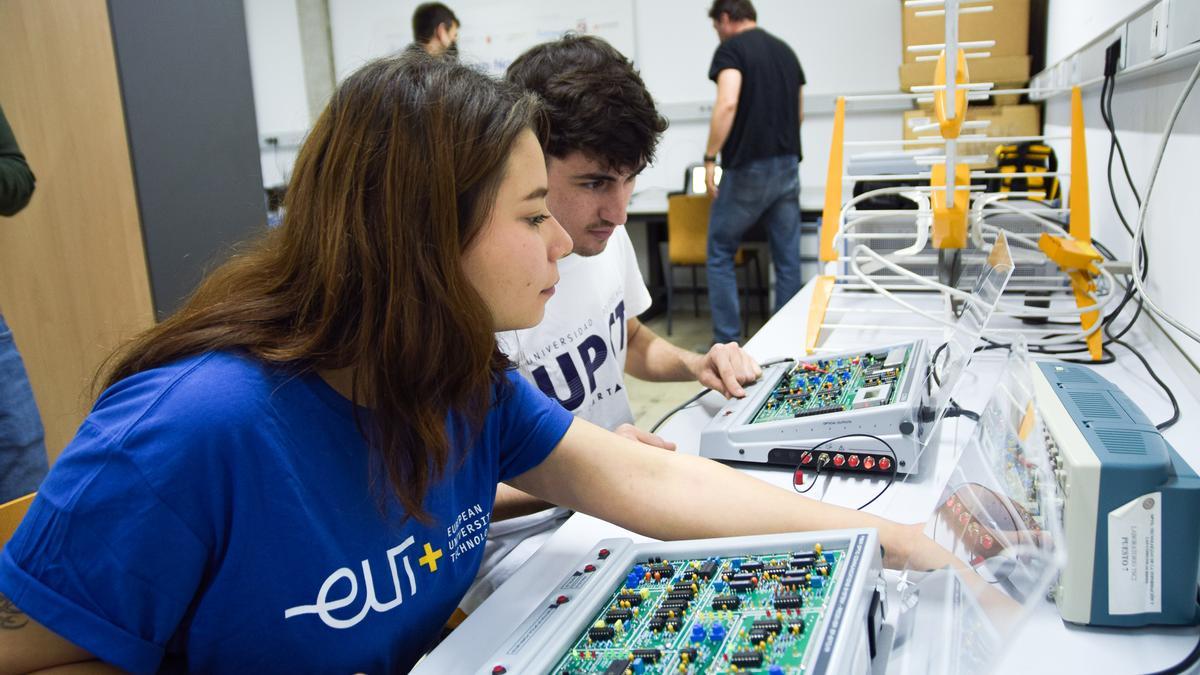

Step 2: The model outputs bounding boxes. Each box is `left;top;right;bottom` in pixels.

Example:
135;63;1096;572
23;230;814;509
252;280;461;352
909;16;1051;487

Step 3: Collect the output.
0;311;48;503
706;155;802;343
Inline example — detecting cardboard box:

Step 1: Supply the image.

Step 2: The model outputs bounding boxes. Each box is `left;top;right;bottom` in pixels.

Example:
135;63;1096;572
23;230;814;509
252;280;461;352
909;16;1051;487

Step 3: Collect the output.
899;54;1030;91
902;104;1041;166
902;0;1030;63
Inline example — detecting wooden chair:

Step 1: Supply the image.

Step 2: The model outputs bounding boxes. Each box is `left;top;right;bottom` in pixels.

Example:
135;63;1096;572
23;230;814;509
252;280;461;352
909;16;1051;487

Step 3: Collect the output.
662;193;765;337
0;492;35;546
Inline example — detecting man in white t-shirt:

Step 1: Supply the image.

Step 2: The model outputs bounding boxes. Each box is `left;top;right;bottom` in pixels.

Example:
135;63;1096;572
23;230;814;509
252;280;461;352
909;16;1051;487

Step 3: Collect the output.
457;35;762;613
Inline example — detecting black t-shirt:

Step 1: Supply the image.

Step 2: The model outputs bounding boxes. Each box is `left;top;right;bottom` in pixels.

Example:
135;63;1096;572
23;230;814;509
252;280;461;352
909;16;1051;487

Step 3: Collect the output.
708;28;805;169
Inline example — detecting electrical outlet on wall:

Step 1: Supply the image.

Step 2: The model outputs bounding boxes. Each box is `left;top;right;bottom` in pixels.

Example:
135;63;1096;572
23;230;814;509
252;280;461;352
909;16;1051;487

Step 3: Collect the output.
1151;0;1169;58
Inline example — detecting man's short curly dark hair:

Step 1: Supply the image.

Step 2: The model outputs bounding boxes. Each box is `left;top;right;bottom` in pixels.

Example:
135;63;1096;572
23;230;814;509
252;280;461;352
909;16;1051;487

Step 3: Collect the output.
708;0;757;22
506;35;667;172
412;3;458;44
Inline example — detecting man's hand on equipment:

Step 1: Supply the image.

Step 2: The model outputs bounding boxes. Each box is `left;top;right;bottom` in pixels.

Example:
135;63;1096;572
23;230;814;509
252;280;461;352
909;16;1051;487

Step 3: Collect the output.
615;423;677;451
691;342;762;398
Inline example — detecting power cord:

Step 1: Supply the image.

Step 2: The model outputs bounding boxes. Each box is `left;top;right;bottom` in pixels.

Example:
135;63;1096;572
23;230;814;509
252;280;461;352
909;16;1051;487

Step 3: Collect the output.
945;402;980;422
1130;59;1200;344
964;332;1177;429
1141;587;1200;675
649;387;709;434
1092;63;1182;430
1109;337;1181;431
1098;45;1149;345
957;336;1175;430
649;357;794;434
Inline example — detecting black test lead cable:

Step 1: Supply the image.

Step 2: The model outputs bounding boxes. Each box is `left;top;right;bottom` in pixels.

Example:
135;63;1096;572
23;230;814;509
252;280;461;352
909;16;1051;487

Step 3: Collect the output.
791;433;899;511
649;357;794;434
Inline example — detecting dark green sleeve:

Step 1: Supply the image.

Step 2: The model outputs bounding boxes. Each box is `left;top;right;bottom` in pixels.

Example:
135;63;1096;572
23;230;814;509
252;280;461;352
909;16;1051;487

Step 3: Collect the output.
0;104;36;217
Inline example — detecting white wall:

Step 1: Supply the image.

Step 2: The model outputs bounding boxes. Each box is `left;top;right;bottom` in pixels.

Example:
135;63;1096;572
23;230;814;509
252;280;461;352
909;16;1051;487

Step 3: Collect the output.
631;0;903;204
250;0;905;197
634;0;899;105
245;0;309;136
328;0;637;80
244;0;311;186
1045;0;1154;64
1042;0;1200;368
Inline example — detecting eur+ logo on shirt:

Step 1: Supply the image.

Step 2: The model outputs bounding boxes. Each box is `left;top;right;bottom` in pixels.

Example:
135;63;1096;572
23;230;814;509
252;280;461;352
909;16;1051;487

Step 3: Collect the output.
283;536;441;630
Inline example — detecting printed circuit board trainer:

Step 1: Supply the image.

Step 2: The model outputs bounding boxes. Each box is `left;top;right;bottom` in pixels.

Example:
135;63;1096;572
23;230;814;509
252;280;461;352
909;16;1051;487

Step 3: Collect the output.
472;531;885;675
700;341;931;475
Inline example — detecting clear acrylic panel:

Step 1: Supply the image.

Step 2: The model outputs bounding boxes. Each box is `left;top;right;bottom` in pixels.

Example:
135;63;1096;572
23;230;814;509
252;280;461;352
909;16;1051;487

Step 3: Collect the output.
913;231;1016;465
887;335;1066;674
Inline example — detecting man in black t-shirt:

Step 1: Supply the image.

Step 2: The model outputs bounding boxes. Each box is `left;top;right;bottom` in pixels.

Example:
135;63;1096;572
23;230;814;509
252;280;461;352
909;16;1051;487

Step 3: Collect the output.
703;0;805;344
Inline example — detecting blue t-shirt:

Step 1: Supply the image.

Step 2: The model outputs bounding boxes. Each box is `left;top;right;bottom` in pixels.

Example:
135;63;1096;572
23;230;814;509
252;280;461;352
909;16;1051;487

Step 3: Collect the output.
0;351;572;673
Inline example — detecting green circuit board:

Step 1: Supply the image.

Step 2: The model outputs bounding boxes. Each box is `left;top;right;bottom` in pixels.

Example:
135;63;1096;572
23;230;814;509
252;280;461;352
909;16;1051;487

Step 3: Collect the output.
749;346;913;424
550;544;843;674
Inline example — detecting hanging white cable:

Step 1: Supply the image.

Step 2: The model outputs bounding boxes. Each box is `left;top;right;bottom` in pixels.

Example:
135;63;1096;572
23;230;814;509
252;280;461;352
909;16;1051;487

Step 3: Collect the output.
895;192;932;256
834;187;928;250
847;245;964;331
853;238;1114;318
848;245;1110;345
1131;59;1200;345
980;199;1070;237
836;215;1110;317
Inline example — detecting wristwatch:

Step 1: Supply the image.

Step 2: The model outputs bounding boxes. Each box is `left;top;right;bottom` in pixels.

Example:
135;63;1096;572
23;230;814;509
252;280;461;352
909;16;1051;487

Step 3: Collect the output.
703;154;717;163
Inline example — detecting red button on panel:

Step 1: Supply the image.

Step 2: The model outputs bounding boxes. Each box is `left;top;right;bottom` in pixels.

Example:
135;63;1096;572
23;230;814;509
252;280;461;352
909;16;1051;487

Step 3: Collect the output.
598;548;610;559
847;455;860;468
493;666;507;674
584;564;596;573
832;454;845;467
879;457;892;471
557;595;569;605
863;457;876;470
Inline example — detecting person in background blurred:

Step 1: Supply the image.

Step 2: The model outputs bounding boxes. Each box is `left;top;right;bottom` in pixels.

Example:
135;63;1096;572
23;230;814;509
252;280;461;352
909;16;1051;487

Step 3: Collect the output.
703;0;805;345
411;2;459;59
0;102;48;504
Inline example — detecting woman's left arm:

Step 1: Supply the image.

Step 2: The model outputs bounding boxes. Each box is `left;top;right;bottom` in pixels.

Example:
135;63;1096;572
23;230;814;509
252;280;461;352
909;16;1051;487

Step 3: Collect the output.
508;418;952;570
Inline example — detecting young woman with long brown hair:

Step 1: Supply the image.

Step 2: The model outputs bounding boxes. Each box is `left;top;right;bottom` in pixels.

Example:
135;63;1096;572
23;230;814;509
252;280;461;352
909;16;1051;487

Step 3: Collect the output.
0;54;946;673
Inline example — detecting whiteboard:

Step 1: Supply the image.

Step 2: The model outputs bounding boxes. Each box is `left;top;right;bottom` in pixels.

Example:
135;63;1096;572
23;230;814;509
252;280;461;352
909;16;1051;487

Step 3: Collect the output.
329;0;635;80
329;0;898;92
635;0;902;106
454;0;636;76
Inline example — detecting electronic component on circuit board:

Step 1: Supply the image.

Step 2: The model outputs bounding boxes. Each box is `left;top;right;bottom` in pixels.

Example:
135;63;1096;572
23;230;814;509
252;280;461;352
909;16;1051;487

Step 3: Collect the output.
433;531;885;675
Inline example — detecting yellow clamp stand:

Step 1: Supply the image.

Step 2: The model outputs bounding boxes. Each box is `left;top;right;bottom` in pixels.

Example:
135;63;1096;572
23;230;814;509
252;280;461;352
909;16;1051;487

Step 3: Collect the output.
805;275;836;354
1038;233;1102;275
1040;233;1104;360
933;49;969;140
931;162;970;249
930;48;970;249
819;97;846;263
